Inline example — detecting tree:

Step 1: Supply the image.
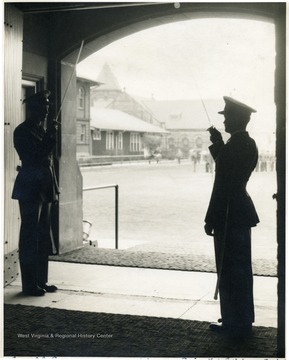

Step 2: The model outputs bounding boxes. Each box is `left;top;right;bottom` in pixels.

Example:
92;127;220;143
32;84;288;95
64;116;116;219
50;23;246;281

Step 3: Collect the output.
143;134;162;155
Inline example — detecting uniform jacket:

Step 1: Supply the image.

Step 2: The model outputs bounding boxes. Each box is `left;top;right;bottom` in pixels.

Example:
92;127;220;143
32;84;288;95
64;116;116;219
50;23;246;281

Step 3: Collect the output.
12;119;59;203
205;131;259;229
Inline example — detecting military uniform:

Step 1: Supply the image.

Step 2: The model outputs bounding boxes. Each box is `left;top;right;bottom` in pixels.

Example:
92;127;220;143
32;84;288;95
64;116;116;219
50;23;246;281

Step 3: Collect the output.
205;96;259;336
12;91;59;296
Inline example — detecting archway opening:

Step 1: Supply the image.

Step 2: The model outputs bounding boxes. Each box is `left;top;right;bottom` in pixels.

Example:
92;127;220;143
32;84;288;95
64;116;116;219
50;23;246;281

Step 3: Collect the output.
75;17;276;280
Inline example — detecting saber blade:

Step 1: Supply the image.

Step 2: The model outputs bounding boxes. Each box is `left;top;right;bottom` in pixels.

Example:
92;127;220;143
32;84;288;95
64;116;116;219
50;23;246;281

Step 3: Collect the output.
200;97;211;126
56;40;84;122
192;76;212;126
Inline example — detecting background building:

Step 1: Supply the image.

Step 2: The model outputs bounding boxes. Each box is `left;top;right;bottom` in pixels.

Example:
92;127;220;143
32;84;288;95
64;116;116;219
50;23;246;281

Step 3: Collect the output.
142;98;223;160
91;63;161;126
91;63;223;161
89;108;169;161
76;77;101;157
77;64;168;161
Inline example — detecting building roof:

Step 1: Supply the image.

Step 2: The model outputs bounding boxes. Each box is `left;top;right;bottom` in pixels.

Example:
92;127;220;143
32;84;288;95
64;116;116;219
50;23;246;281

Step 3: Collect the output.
91;98;114;109
90;108;169;134
77;76;102;87
96;63;122;91
141;99;224;130
80;62;224;131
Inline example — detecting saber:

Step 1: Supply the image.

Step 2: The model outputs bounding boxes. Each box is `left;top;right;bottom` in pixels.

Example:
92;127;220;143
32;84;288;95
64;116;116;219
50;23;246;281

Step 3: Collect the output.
192;76;212;126
199;94;212;126
55;40;84;122
214;197;230;300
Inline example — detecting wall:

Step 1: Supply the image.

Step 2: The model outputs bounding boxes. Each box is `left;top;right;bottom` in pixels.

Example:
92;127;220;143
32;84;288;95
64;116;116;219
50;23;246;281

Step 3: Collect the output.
76;119;90;157
58;63;83;253
19;8;84;254
274;9;286;356
22;52;48;84
92;131;106;155
77;80;91;119
92;131;145;156
20;9;83;255
4;4;23;285
76;80;92;156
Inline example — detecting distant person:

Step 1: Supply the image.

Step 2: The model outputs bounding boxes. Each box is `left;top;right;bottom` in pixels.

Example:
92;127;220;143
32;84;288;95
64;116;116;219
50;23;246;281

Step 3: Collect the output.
204;152;213;173
204;96;259;338
153;149;162;164
260;153;267;172
190;149;198;172
269;154;276;171
12;90;59;296
144;147;153;164
176;148;182;164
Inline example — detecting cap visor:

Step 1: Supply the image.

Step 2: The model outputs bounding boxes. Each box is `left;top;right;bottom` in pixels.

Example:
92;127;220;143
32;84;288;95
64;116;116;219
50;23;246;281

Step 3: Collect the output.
218;111;225;114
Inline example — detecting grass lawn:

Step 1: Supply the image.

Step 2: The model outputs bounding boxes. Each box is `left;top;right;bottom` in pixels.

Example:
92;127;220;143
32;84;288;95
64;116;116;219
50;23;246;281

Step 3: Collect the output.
82;161;277;262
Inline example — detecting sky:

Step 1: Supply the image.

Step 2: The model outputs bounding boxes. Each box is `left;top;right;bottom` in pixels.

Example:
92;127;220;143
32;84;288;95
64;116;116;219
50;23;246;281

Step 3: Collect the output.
77;17;276;137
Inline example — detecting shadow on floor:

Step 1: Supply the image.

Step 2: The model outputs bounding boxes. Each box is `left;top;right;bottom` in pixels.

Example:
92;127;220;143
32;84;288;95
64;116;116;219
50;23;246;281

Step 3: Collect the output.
4;304;277;357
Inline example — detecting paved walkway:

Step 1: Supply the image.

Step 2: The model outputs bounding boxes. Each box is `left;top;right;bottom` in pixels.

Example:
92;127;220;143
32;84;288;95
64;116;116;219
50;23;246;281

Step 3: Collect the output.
4;261;277;327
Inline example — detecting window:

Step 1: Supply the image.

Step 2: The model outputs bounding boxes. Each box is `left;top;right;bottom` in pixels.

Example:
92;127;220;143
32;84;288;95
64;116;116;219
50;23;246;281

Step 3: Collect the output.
93;129;101;140
80;124;86;143
106;131;114;150
130;133;142;152
78;87;85;109
182;137;189;146
116;132;123;150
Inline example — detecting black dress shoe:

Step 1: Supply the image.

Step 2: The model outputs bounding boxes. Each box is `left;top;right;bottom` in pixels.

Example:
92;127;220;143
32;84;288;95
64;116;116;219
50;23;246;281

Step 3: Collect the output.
209;323;228;333
41;284;58;293
23;287;46;296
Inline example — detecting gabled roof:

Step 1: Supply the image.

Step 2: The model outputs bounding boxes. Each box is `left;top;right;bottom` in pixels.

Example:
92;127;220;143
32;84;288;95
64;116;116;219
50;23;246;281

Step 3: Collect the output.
96;63;122;91
91;98;114;109
90;108;169;134
141;99;224;130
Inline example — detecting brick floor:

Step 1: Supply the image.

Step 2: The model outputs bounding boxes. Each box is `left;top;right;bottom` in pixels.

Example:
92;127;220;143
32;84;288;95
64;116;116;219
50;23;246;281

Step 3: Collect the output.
50;246;277;277
4;304;277;357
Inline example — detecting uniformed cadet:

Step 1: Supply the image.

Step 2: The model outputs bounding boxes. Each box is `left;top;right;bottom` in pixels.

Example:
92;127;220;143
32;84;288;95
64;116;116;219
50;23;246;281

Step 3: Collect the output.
204;96;259;338
12;90;59;296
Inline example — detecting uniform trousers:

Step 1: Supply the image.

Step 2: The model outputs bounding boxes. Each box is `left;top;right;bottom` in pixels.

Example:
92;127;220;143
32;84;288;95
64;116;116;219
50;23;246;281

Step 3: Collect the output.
214;226;255;329
18;200;52;292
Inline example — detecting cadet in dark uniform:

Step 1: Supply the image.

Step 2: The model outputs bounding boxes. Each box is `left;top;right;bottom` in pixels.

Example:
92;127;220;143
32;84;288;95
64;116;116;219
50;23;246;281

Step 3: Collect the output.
204;96;259;338
12;90;59;296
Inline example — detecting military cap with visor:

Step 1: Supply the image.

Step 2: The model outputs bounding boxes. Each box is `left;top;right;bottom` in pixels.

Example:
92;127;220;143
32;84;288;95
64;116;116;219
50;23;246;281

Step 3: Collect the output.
22;90;51;111
218;96;257;115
